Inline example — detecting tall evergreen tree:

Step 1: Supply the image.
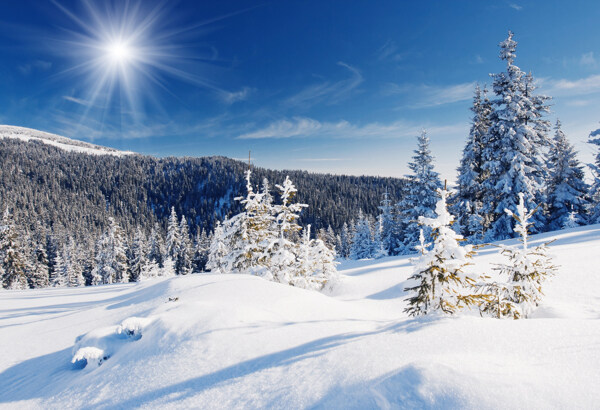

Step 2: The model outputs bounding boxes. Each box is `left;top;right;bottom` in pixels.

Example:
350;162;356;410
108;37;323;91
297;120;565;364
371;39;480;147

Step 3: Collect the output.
176;216;193;275
148;223;166;269
396;131;442;254
588;126;600;223
546;120;589;229
129;228;150;282
378;189;395;255
481;31;551;241
166;207;181;261
0;209;29;290
453;85;491;242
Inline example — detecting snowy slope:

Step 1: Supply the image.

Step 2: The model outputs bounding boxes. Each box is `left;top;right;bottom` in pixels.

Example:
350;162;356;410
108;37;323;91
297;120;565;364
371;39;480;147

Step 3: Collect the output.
0;125;134;156
1;225;600;409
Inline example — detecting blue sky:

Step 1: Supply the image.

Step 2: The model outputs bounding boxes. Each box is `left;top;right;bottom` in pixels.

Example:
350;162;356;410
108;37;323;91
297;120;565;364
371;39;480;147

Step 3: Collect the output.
1;0;599;180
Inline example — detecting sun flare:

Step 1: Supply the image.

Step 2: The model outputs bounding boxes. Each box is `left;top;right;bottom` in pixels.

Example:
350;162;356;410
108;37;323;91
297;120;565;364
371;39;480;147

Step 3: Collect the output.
106;41;133;64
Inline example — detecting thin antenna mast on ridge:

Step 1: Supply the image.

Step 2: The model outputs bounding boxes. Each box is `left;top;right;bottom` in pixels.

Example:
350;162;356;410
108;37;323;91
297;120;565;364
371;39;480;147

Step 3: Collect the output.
248;150;251;168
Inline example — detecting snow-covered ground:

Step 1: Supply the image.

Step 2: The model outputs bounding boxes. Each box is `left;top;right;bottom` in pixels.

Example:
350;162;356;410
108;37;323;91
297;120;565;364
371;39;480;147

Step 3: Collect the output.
1;225;600;409
0;125;134;156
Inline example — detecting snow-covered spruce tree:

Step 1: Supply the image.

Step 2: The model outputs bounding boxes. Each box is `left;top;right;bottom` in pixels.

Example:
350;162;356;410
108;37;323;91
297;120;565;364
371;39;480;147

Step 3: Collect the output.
208;170;275;275
546;120;589;230
30;240;50;288
51;248;68;287
404;189;483;316
166;207;181;269
587;126;600;223
294;225;339;290
350;210;375;259
206;221;228;273
91;218;129;284
396;130;442;254
129;228;150;282
268;176;307;284
0;208;29;290
452;85;491;243
148;223;166;269
338;222;351;259
225;170;276;274
192;228;211;273
481;31;551;241
175;216;193;275
480;193;557;319
378;189;395;255
65;237;85;287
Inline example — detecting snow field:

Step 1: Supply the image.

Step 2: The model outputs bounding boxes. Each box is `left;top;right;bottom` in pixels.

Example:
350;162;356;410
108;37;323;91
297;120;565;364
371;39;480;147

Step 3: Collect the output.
1;225;600;409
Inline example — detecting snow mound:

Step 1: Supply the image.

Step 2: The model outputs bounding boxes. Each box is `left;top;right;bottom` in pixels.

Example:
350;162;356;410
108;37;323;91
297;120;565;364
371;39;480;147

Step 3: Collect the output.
72;316;154;369
0;125;134;156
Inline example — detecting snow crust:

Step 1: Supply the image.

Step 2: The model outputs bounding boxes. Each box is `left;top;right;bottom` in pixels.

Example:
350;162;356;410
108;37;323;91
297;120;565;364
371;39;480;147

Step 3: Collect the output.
0;125;134;157
1;225;600;408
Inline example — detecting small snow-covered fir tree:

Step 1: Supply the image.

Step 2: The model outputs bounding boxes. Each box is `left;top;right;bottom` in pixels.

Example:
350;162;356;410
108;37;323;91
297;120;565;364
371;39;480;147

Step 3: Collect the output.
404;189;482;316
91;218;129;284
268;176;307;284
546;120;589;230
230;169;276;274
396;131;442;254
350;210;374;259
206;221;229;273
480;193;557;319
294;225;338;290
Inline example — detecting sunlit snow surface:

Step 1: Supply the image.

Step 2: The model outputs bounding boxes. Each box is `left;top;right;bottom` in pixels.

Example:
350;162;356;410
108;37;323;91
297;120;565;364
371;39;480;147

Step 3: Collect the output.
0;125;133;157
1;225;600;409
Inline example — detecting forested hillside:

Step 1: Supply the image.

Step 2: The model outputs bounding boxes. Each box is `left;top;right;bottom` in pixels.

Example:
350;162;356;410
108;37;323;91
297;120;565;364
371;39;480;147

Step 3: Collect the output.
0;137;405;243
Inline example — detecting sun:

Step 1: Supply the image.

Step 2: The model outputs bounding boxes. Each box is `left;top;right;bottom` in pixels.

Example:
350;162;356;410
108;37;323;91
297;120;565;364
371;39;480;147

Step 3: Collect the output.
51;0;221;133
105;41;133;64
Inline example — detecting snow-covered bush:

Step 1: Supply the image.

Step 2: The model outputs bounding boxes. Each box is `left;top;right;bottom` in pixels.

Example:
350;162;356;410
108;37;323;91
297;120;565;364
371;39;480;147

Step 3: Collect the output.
479;193;557;319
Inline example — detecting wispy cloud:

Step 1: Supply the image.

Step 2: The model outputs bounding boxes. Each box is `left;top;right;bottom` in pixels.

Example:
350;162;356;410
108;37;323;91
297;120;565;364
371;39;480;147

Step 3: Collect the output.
218;87;254;104
375;40;408;62
236;116;466;140
284;62;363;108
509;3;523;11
540;74;600;97
63;96;90;106
383;81;476;108
580;52;597;68
18;60;52;76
